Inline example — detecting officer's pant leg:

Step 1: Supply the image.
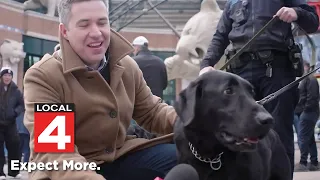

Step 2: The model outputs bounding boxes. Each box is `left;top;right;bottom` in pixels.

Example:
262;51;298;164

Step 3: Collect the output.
229;54;296;178
259;63;296;177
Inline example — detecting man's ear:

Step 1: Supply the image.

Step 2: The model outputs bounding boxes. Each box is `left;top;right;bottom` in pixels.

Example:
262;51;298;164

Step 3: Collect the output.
59;23;68;40
174;79;202;126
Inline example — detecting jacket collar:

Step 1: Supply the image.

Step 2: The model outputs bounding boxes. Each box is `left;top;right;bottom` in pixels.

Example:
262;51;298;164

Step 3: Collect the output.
86;50;108;72
58;29;134;74
136;48;152;56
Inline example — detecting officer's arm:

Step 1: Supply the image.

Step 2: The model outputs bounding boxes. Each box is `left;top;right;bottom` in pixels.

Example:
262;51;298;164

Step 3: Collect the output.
200;2;232;69
289;0;319;33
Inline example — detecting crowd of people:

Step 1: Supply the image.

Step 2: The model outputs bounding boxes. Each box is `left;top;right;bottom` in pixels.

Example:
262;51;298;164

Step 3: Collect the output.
0;0;320;179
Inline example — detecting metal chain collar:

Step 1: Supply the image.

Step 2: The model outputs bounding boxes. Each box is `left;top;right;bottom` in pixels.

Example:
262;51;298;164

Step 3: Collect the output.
188;142;224;171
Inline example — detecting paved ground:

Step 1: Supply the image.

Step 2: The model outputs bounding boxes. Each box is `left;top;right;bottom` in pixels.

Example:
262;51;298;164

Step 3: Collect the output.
3;134;320;179
293;133;320;180
293;146;320;180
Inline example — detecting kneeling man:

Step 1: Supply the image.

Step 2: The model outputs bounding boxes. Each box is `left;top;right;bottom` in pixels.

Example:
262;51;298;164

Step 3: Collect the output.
23;0;177;179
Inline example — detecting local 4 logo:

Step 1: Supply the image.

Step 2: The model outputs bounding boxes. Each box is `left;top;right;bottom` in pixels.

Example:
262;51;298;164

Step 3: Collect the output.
34;103;75;153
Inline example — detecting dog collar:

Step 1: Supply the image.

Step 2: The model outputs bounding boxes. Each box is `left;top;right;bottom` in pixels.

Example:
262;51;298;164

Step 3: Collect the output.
188;142;224;171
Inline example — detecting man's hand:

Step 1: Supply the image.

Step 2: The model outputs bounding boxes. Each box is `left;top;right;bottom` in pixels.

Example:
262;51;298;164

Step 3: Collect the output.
275;7;298;23
199;66;215;76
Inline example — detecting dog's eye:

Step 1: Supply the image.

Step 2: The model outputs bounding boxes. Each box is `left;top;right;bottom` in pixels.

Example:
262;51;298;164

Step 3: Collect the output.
224;88;233;95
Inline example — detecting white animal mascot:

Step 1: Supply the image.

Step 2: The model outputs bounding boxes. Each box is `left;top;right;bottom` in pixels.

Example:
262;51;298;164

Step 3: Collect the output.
164;0;230;85
23;0;60;17
0;39;26;83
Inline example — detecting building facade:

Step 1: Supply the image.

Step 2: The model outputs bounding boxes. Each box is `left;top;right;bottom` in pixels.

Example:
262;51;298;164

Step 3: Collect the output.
1;0;320;104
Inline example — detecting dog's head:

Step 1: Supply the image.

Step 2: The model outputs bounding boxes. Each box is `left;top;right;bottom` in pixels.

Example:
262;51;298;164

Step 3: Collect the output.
174;70;274;153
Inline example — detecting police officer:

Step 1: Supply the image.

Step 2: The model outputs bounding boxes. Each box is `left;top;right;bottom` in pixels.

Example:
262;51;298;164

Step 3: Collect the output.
199;0;319;177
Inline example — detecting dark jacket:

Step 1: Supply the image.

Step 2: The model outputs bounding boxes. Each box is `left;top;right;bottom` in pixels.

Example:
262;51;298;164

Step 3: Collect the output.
133;49;168;99
0;81;25;126
201;0;319;69
295;76;319;115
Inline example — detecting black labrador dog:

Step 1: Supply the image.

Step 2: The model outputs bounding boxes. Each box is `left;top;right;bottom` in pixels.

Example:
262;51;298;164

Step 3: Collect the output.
173;70;291;180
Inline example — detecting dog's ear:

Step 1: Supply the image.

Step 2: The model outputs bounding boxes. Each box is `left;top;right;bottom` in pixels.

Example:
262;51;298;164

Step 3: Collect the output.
174;79;203;126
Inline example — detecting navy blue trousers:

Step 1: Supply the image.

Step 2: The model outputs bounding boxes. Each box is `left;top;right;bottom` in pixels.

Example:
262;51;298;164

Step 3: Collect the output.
230;51;297;178
294;112;318;165
96;144;177;180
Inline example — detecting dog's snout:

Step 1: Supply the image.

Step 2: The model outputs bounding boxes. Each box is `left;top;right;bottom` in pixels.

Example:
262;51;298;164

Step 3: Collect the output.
256;112;274;125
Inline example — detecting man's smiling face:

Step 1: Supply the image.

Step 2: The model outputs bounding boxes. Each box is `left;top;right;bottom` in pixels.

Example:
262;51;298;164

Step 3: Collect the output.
59;0;110;68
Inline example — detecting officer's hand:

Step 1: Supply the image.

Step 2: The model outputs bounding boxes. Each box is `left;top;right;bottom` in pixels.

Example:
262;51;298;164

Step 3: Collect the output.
199;66;215;76
275;7;298;23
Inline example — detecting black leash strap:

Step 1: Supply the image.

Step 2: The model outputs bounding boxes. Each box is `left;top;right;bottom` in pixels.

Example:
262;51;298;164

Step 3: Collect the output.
257;65;320;105
220;16;279;70
256;22;318;105
217;15;317;105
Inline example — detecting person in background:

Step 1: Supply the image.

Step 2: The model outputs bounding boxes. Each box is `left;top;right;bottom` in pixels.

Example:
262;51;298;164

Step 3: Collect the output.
294;61;319;171
16;111;29;163
132;36;168;99
0;69;23;179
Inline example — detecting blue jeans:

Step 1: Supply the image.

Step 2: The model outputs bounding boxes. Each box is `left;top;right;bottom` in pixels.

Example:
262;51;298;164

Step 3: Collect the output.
96;144;177;180
295;112;318;165
293;114;300;146
19;134;30;163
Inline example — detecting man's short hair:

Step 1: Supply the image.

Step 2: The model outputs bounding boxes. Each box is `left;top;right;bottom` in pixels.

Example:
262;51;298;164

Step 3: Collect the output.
58;0;109;26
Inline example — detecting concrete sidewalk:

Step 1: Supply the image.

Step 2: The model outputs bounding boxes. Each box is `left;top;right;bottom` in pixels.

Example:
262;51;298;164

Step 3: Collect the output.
294;172;320;180
293;145;320;180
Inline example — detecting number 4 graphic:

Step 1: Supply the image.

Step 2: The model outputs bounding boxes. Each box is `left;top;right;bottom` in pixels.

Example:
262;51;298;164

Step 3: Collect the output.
37;116;71;150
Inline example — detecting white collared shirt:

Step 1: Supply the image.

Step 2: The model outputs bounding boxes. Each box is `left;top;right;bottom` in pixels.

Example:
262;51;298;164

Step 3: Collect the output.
86;55;108;72
57;49;108;72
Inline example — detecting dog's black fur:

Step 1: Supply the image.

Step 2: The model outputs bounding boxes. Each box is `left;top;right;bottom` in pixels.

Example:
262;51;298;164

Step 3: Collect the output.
173;70;291;180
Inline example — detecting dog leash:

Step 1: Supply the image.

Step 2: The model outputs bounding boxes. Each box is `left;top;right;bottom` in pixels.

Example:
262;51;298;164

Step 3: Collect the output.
218;16;318;105
257;65;320;105
219;16;280;71
257;22;319;105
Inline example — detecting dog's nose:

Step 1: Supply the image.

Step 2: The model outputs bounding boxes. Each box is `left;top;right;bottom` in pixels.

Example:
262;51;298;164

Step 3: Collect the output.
256;112;274;125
